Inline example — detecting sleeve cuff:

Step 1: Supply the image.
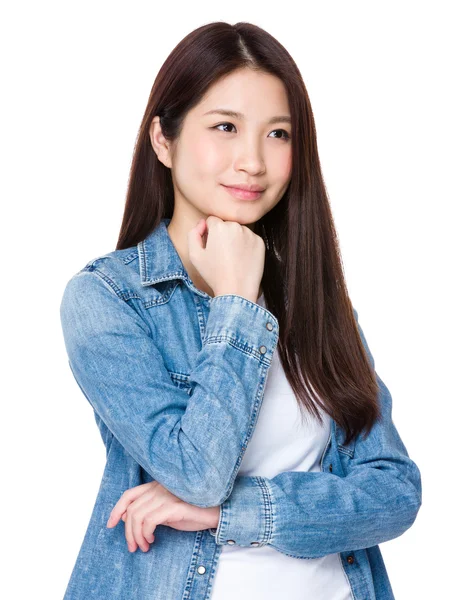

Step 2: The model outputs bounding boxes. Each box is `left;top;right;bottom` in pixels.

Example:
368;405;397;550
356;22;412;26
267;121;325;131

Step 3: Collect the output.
205;295;279;362
209;476;274;548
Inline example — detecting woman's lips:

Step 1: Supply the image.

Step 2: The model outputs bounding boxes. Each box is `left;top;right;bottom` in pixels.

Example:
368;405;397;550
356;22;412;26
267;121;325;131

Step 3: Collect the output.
221;185;264;201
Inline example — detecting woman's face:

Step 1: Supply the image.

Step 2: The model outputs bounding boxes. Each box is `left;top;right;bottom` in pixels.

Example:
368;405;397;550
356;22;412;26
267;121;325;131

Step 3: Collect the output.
152;68;292;226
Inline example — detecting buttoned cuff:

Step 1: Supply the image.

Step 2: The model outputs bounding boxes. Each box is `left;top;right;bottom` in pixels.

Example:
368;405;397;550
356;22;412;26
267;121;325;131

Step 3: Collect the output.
209;476;274;548
205;295;279;363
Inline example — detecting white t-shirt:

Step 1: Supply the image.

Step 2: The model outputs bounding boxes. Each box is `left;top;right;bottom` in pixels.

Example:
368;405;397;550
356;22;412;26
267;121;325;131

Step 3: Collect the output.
209;293;354;600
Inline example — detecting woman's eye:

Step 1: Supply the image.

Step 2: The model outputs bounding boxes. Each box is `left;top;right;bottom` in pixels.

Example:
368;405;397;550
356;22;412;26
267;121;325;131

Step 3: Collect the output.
213;122;291;140
214;122;235;133
269;129;291;140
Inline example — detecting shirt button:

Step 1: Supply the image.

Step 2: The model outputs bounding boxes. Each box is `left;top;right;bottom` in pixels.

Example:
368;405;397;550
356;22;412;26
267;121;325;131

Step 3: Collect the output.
197;565;206;574
347;555;355;565
227;539;236;545
329;463;333;472
250;541;260;547
259;345;267;354
266;322;273;331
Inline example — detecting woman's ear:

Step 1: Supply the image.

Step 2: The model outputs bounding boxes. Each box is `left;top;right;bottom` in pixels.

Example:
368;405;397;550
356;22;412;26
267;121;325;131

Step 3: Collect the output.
149;116;173;169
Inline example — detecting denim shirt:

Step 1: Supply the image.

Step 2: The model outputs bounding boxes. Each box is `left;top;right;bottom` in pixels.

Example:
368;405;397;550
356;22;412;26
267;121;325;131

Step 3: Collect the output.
59;217;422;600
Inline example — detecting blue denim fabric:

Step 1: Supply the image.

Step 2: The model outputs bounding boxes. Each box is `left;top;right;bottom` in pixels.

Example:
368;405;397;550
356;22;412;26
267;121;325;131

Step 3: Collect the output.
60;217;422;599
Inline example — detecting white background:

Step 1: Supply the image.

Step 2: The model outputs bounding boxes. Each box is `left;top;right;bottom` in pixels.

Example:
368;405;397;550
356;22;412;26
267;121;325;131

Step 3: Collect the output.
2;1;463;598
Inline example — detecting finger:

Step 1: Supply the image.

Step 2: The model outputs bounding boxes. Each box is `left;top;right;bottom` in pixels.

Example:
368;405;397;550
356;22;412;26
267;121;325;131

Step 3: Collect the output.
199;219;208;247
195;218;206;236
131;497;157;552
142;510;161;543
142;507;167;544
187;219;207;255
125;504;138;552
107;484;151;528
125;494;160;552
142;505;177;544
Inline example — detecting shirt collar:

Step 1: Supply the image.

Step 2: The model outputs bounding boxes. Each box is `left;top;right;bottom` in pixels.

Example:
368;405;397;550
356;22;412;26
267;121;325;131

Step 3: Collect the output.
137;216;191;288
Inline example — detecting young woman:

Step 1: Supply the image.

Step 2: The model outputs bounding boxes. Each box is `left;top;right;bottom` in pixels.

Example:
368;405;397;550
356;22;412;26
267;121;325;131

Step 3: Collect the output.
60;21;422;600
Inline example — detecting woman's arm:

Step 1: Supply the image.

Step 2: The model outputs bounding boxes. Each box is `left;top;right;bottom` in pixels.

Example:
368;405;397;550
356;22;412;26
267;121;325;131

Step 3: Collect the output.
209;318;422;558
60;264;279;508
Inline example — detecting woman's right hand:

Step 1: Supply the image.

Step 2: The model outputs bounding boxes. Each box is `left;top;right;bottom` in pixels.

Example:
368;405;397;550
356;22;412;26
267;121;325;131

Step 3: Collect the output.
187;215;265;303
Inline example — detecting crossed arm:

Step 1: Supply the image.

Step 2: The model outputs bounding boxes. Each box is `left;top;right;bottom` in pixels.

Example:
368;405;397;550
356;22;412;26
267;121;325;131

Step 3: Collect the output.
60;268;422;559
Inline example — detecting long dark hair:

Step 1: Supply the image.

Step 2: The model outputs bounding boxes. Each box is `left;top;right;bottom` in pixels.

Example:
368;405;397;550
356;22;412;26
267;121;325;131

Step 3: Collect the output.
116;21;381;446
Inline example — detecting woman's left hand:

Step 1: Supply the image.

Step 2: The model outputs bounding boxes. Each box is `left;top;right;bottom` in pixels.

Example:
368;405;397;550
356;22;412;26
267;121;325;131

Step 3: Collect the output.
106;481;220;553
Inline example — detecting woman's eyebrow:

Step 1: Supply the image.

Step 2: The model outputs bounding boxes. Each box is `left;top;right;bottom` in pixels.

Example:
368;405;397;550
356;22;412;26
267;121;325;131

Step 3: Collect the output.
202;108;291;125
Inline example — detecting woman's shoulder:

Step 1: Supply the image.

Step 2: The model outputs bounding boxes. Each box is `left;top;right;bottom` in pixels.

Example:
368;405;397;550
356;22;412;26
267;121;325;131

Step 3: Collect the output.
62;243;146;303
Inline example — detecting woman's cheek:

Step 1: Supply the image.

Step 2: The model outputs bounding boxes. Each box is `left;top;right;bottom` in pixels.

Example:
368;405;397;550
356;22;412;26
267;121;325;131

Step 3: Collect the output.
200;140;228;172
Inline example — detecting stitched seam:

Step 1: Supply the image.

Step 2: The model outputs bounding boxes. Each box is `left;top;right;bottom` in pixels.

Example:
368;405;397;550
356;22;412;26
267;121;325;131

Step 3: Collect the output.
82;265;124;298
338;552;356;600
210;295;279;328
122;250;139;264
255;477;274;545
337;445;355;458
204;336;272;364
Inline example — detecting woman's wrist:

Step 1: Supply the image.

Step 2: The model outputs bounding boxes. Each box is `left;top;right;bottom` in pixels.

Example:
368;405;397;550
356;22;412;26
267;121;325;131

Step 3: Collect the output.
207;505;221;528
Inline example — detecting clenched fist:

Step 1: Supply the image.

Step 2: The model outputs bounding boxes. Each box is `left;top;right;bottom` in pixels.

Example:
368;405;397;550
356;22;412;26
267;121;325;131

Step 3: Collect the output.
187;215;265;303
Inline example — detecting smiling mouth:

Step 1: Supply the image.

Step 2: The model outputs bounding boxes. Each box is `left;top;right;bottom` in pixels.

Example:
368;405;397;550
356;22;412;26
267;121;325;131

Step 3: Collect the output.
221;185;265;201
